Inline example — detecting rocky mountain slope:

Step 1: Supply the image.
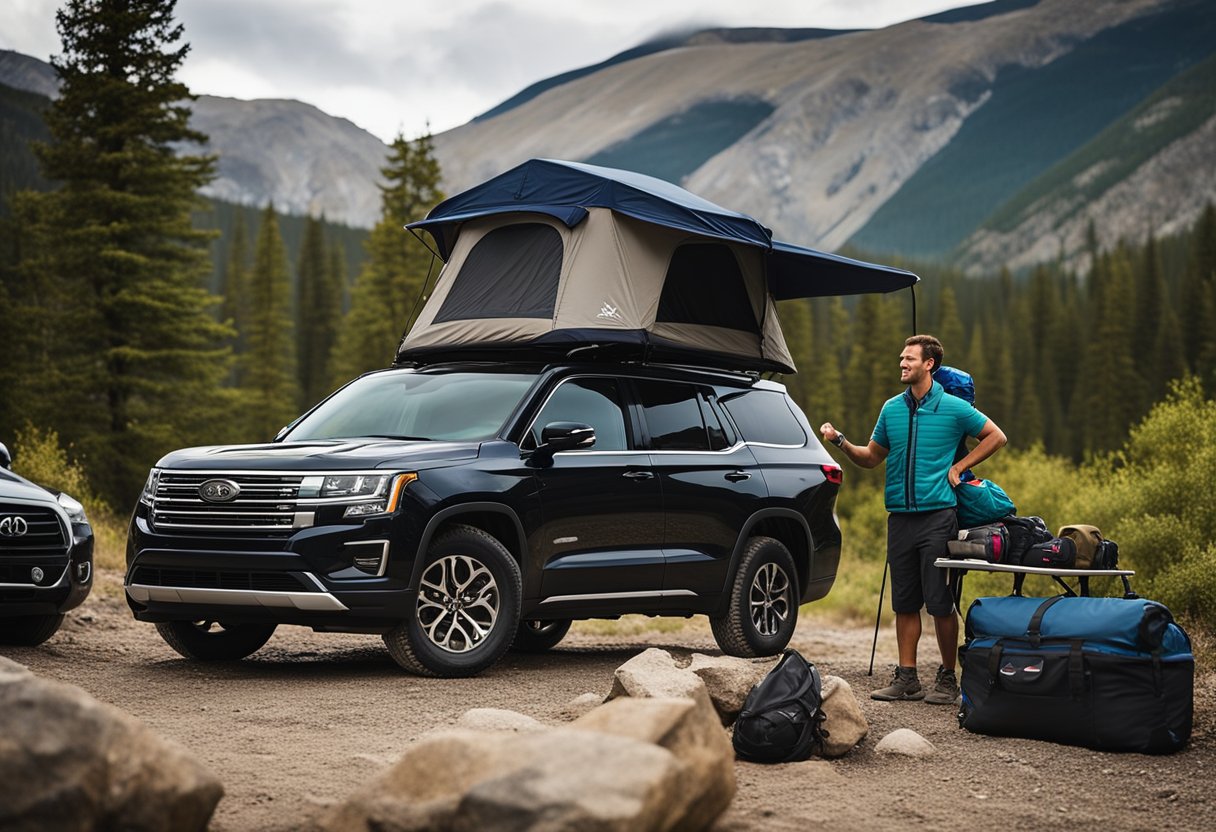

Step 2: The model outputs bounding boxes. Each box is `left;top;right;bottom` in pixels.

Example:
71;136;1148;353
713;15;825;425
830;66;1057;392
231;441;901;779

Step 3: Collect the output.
0;49;387;228
3;0;1213;269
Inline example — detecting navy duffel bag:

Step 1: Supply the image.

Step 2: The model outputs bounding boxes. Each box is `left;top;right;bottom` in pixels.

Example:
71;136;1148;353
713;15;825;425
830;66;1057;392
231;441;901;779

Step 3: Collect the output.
959;595;1193;753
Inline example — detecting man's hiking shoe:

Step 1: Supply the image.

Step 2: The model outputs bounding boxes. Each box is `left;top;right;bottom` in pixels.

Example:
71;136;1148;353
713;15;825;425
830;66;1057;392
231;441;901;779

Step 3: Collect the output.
924;665;959;705
871;666;924;701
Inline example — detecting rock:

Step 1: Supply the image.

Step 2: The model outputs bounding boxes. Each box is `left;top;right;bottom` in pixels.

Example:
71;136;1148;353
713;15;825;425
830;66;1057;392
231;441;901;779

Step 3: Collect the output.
573;696;735;829
455;708;546;733
322;727;696;832
607;648;708;704
557;692;604;720
686;653;778;723
819;675;869;758
0;661;223;832
875;728;936;758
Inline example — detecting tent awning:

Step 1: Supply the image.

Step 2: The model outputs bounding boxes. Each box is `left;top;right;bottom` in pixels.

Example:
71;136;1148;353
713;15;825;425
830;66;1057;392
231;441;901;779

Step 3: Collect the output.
409;158;918;299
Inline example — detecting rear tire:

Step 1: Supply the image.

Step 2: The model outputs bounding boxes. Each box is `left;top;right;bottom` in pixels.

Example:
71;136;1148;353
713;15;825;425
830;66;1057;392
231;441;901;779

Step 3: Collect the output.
512;619;572;653
155;620;277;661
0;613;64;646
711;536;798;657
383;524;521;677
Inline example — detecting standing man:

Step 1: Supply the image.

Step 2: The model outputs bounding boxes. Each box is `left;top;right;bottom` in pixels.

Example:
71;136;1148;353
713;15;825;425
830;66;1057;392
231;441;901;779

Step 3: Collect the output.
821;335;1006;704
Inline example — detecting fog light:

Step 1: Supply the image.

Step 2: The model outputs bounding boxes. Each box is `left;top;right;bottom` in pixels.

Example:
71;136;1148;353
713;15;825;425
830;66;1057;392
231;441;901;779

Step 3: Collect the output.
344;501;387;518
31;566;45;583
75;562;91;583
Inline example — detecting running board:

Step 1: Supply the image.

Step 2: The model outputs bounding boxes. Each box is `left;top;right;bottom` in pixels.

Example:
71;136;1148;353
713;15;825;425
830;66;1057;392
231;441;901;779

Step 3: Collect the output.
537;589;698;606
126;578;348;612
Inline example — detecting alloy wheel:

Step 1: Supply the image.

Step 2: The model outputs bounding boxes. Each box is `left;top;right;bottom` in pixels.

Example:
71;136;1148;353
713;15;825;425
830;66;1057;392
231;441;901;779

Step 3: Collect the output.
416;554;500;653
749;561;792;637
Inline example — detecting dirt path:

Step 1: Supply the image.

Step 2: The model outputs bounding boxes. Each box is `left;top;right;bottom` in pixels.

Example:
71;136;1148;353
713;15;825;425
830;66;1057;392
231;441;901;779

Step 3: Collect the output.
7;570;1214;831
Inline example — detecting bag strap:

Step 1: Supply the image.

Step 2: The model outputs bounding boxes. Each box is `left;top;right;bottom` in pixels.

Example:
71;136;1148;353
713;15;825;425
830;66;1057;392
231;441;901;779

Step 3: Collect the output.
1027;595;1066;648
1068;640;1085;700
986;640;1004;689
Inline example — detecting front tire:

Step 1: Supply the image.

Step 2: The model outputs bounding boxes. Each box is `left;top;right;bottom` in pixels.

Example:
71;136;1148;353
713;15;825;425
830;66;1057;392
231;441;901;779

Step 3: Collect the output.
155;620;277;661
383;524;521;677
711;536;798;657
512;619;572;653
0;613;64;646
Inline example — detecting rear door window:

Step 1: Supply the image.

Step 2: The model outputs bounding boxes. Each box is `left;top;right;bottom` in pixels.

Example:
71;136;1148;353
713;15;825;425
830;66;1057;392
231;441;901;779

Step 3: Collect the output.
634;380;710;451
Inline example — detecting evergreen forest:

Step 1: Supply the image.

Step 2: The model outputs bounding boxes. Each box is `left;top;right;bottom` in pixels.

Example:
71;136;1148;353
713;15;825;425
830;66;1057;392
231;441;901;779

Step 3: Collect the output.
2;1;1215;634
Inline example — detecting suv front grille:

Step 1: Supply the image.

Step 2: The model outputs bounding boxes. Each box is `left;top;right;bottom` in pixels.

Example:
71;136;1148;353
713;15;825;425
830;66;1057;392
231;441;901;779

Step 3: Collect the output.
130;566;312;593
151;473;305;535
0;503;68;556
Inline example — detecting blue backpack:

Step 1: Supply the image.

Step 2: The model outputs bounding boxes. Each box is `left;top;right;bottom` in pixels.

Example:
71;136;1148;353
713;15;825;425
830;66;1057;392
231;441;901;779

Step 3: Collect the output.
933;365;975;404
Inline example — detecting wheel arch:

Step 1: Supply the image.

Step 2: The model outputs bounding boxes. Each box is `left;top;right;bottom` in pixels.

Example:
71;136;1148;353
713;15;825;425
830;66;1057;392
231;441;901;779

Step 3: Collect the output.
715;509;814;616
409;503;528;589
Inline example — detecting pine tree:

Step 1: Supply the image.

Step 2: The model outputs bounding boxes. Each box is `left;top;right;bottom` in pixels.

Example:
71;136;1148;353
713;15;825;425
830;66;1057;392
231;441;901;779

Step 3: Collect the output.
776;299;812;413
935;283;965;367
6;0;230;503
330;132;444;382
220;210;250;382
296;215;341;407
240;203;299;439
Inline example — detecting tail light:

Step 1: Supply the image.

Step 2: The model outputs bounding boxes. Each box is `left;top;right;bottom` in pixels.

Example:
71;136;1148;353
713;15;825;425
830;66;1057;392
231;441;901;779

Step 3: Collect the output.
820;464;843;485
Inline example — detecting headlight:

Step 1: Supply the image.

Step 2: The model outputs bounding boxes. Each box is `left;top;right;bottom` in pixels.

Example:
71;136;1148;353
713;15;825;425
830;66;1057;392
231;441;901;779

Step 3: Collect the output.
140;468;160;505
321;475;389;499
341;473;417;518
57;492;88;524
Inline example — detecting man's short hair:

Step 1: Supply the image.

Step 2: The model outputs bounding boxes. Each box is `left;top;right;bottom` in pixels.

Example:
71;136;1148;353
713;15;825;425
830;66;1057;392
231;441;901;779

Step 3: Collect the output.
905;334;944;372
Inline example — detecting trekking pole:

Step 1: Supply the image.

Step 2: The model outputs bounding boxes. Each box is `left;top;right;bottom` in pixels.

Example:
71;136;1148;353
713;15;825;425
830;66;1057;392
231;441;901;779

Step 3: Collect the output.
868;560;888;676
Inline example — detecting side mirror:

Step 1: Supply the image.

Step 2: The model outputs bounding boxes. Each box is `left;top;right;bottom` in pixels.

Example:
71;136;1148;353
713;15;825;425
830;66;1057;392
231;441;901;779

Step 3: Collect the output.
530;422;595;466
541;422;596;452
0;442;10;470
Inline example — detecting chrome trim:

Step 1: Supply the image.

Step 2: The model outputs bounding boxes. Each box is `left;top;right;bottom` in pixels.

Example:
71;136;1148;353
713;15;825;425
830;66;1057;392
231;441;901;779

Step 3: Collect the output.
125;580;349;612
538;589;698;605
293;511;316;530
344;540;390;577
0;495;71;546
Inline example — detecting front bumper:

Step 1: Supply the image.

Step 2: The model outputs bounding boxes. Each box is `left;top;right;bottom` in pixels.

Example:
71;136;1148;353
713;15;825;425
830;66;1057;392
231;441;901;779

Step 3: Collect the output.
0;522;94;618
124;506;422;633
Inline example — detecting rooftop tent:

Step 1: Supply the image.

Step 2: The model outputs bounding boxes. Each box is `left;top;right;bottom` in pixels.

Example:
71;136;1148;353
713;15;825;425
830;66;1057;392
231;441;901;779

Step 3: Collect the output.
400;159;919;372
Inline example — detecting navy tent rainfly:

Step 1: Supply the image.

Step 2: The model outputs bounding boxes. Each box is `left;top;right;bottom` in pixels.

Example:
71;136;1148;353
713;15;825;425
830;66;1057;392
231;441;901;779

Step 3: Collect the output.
400;159;918;373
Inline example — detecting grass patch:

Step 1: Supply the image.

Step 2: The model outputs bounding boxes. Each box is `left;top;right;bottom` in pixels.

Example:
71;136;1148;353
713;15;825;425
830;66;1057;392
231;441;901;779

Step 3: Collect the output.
571;615;698;637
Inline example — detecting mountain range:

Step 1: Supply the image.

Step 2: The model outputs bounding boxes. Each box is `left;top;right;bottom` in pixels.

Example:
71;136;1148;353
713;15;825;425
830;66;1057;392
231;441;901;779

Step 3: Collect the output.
2;0;1213;272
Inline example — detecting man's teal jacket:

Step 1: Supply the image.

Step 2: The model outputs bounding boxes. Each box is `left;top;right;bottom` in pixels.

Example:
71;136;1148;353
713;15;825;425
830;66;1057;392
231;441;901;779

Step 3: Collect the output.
871;380;989;513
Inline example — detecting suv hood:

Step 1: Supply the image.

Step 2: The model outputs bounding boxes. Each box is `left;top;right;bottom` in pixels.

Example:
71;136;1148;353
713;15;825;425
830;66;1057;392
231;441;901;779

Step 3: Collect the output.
157;439;484;472
0;468;55;503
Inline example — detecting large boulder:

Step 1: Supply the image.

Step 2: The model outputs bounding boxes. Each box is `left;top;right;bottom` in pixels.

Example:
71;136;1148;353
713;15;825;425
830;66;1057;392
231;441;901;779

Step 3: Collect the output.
818;675;869;758
686;653;778;724
0;657;223;832
573;696;735;829
323;727;691;832
607;648;708;705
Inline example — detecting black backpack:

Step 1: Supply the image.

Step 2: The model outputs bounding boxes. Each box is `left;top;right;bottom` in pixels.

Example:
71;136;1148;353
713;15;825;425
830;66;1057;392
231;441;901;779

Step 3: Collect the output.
1001;515;1052;565
732;650;829;763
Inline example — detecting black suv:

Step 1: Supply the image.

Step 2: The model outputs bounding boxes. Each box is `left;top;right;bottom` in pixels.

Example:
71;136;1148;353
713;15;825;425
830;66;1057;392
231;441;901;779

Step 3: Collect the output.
125;363;842;676
0;442;95;646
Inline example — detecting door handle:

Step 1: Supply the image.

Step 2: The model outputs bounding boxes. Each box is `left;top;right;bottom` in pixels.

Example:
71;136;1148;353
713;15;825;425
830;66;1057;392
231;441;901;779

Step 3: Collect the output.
725;470;751;482
622;470;655;480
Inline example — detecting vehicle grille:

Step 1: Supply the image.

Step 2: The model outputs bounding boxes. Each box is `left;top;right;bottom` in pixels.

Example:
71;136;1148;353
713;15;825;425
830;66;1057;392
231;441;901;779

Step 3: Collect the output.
0;503;68;556
151;473;305;536
130;566;312;593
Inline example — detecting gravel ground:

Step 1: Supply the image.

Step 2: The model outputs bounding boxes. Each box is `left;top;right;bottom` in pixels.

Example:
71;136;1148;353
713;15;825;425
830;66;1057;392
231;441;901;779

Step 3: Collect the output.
6;569;1214;831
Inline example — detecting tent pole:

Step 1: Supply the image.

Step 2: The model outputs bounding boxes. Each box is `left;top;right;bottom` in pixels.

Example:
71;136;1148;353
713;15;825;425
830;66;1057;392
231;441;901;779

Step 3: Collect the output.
398;252;438;351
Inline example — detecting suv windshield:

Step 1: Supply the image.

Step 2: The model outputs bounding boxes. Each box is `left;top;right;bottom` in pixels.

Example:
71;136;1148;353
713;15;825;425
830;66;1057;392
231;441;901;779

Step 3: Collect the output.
286;370;539;442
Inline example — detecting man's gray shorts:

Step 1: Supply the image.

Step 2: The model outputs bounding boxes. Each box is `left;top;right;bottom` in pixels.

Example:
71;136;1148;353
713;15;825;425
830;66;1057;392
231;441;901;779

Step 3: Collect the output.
887;508;958;617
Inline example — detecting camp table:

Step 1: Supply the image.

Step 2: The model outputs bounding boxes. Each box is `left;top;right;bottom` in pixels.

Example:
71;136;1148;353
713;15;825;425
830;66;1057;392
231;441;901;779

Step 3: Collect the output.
934;558;1136;610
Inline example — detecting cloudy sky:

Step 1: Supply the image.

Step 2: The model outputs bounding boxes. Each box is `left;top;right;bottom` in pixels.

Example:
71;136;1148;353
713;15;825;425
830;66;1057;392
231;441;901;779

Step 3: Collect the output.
3;0;979;142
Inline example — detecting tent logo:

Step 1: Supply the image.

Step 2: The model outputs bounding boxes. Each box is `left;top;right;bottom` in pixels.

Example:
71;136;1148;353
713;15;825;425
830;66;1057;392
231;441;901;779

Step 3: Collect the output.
597;302;622;321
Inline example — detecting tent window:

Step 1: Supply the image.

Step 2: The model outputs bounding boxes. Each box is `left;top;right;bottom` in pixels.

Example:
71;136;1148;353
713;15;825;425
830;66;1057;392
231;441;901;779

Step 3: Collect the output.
657;243;759;333
435;223;563;322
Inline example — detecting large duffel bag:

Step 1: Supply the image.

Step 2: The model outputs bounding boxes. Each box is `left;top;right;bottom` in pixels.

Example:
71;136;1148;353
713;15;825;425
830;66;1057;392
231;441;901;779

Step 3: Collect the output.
959;595;1193;754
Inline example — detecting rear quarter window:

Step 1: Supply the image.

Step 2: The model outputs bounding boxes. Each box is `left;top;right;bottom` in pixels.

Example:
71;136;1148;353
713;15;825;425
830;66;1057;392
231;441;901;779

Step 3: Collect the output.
721;390;806;446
